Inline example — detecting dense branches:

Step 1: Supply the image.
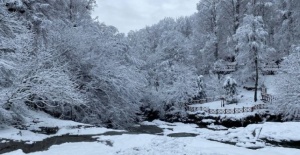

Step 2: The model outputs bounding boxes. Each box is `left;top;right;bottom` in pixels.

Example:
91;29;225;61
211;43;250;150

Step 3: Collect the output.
1;0;300;127
273;46;300;120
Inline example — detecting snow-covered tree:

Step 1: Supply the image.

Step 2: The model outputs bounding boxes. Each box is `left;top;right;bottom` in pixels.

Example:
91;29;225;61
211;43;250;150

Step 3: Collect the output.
218;0;249;56
223;76;238;104
234;14;271;102
0;5;33;125
127;18;199;121
2;0;300;128
274;0;300;56
5;47;86;119
196;0;220;61
273;46;300;121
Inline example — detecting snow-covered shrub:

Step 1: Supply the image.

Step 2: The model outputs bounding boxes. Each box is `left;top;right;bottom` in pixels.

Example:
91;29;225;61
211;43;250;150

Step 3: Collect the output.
164;102;188;122
0;108;24;125
223;76;238;104
196;75;207;99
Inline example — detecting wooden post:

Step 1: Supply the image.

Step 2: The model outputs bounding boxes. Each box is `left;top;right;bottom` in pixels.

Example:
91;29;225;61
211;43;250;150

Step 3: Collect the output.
70;105;73;120
220;97;225;107
270;96;272;103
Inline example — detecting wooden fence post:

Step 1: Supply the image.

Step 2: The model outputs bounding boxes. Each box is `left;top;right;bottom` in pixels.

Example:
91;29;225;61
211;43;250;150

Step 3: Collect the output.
271;96;273;103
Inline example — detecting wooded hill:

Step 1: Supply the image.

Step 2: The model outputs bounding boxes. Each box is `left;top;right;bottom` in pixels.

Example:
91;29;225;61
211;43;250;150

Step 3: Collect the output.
0;0;299;128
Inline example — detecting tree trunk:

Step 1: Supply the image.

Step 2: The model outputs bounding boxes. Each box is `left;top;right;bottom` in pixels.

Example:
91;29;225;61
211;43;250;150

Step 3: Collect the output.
212;0;218;60
234;0;240;55
215;42;218;60
254;55;258;102
252;0;258;102
69;0;74;22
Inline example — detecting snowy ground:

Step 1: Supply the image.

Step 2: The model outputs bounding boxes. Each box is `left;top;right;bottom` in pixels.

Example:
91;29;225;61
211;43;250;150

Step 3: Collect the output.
1;118;300;155
190;89;264;110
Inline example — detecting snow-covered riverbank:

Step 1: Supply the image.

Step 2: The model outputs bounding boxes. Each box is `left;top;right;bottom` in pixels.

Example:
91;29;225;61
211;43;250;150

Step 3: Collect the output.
6;134;300;155
1;114;300;155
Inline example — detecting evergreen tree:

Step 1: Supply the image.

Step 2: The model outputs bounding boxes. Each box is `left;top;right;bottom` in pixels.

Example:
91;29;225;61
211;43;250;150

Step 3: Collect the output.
223;76;238;104
234;15;270;102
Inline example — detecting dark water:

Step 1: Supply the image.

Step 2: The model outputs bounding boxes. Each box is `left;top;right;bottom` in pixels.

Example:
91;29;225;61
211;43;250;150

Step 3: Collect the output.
262;139;300;149
0;125;164;154
0;134;105;154
127;125;163;134
167;133;198;137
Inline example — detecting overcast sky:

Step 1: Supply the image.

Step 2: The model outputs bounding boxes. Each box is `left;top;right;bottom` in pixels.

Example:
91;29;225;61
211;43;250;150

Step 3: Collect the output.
92;0;199;34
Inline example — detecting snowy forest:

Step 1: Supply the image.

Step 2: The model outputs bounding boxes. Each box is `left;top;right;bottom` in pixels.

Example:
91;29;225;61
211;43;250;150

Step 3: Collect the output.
0;0;300;130
2;0;300;154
